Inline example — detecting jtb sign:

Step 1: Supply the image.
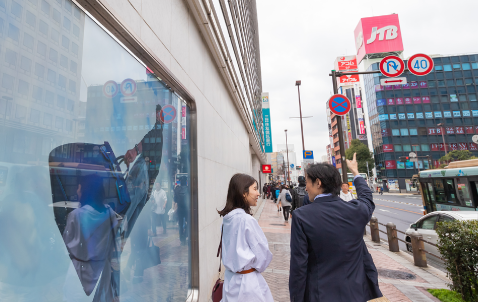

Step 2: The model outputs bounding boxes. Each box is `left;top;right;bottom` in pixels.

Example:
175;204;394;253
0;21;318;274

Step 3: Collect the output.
354;14;404;63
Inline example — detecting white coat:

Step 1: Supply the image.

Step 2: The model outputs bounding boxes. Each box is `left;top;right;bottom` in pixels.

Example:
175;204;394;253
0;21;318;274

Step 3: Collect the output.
221;208;274;302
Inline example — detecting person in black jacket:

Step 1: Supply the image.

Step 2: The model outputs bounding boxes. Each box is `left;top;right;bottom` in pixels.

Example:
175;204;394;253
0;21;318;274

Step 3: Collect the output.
291;176;307;213
289;153;382;302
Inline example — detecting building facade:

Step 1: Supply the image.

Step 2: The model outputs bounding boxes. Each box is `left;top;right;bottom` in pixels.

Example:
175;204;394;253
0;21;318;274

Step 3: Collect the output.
0;0;267;301
364;54;478;191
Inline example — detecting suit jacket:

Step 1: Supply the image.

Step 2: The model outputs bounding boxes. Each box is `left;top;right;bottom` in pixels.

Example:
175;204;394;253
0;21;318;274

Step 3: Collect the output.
289;176;382;302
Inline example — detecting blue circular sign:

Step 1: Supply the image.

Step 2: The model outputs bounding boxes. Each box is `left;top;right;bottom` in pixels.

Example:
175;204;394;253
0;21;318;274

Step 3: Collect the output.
328;94;351;116
159;105;177;124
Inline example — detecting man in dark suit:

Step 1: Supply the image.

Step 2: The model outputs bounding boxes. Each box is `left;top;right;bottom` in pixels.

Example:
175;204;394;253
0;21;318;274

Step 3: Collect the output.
289;153;382;302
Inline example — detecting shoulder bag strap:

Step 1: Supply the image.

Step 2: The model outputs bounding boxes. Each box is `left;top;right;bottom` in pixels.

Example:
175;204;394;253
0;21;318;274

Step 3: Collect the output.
217;225;223;273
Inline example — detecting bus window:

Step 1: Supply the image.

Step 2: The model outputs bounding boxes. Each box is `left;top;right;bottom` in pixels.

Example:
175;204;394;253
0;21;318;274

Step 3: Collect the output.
445;179;458;204
427;183;436;202
455;178;473;207
433;179;447;203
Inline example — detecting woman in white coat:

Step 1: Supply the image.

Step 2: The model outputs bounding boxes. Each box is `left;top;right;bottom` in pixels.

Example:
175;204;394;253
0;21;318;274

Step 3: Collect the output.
277;185;292;222
218;174;274;302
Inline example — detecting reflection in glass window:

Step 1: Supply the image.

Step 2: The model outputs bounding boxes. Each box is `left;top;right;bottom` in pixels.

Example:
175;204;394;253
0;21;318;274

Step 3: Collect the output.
392;129;400;136
0;2;193;301
419;215;438;230
400;128;409;135
455;178;473;207
403;144;411;151
443;65;452;71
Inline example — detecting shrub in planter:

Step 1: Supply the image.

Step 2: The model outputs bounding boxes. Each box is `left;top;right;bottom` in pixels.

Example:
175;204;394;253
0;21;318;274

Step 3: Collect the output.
435;220;478;301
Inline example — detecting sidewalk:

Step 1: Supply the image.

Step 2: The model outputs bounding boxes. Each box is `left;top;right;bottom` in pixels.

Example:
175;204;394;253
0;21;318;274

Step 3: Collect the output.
255;198;450;302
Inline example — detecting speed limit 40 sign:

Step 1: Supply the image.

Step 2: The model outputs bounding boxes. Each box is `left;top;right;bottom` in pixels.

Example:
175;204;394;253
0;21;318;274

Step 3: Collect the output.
407;54;434;76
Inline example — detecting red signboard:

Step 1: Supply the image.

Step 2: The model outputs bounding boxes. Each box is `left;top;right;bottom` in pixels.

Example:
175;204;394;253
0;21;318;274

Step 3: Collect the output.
422;96;430;103
419;81;428;88
336;56;358;71
438;143;445;151
387;98;395;105
431;143;439;151
449;143;458;151
465;126;474;134
428;128;437;135
381;128;391;136
396;98;404;105
436;127;442;134
470;142;478;151
404;97;412;104
413;97;421;104
385;160;397;169
354;14;404;63
458;143;468;150
455;127;464;134
446;127;455;134
410;81;419;88
339;73;360;84
383;144;394;152
262;165;272;174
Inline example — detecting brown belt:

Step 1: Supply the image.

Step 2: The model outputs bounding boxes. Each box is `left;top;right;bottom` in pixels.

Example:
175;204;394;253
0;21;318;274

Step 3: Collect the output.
237;268;256;274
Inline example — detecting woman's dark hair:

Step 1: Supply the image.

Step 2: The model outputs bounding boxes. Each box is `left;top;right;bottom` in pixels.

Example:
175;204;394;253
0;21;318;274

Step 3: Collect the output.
281;184;287;190
306;163;342;195
79;174;105;209
218;173;257;217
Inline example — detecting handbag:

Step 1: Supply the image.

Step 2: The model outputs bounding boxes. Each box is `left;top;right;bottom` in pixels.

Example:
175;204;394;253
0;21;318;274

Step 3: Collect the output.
140;236;161;270
212;226;224;302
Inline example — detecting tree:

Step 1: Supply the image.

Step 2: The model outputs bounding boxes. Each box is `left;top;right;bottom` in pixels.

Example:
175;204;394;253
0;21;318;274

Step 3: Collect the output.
345;139;375;176
439;150;477;165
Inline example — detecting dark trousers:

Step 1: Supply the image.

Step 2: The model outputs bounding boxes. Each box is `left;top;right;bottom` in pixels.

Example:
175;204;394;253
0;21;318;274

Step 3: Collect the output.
282;206;291;221
177;209;188;242
151;212;167;235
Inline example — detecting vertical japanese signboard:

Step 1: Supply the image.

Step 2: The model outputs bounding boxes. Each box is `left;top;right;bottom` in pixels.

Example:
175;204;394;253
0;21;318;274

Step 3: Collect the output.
354;83;366;135
262;93;273;153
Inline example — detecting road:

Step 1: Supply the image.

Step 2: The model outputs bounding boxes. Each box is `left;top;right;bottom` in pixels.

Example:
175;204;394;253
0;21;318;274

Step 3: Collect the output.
369;193;446;271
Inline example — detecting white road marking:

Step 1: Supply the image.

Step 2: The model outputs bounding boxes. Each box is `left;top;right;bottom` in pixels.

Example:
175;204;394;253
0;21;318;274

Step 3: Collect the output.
374;198;422;207
379;209;390;212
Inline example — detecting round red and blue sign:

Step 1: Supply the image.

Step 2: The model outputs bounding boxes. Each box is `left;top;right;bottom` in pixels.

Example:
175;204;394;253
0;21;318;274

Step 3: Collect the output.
159;105;177;124
379;55;405;77
329;94;351;116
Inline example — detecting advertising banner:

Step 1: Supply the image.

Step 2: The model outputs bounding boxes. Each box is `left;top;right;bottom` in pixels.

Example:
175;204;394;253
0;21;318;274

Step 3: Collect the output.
262;93;273;153
354;14;404;63
335;56;358;71
385;160;396;169
388;179;399;191
383;144;394;152
262;165;272;173
339;73;360;85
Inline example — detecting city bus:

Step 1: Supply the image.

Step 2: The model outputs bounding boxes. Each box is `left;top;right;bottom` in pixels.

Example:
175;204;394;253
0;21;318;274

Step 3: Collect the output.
418;159;478;214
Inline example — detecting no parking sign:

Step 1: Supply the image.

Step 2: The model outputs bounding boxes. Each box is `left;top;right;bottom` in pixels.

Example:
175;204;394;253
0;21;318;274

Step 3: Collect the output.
329;94;351;116
159;105;177;124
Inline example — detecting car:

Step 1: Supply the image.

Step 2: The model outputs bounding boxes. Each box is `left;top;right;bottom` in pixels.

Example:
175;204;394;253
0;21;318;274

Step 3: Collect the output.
404;211;478;256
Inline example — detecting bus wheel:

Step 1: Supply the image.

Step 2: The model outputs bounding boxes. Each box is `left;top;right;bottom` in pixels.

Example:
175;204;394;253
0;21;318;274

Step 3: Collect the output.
406;237;412;252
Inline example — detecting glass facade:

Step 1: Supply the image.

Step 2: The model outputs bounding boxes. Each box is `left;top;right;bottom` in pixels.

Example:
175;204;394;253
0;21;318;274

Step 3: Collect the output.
0;0;192;301
364;54;478;180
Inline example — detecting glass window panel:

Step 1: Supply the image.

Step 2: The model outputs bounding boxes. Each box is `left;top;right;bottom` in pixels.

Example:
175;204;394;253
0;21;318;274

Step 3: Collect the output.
403;144;412;151
394;144;402;151
409;128;417;135
443;64;452;71
0;3;194;301
462;63;471;70
418;215;438;230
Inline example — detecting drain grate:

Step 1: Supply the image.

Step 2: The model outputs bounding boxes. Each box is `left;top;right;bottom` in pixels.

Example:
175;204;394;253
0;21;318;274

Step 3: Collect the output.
377;268;416;280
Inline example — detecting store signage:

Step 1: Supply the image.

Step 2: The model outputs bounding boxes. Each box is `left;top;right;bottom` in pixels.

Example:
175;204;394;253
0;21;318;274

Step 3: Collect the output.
383;144;394;152
335;55;358;71
434;111;442;118
463;110;471;117
459;143;467;150
379;56;405;77
385;160;397;169
407;113;414;119
387;98;395;105
262;165;272;173
446;127;454;134
339;73;360;84
390;114;397;120
377;99;386;106
456;127;464;134
262;93;273;153
396;98;403;105
407;53;434;76
404;97;412;104
354;14;404;63
416;112;424;119
465;126;474;134
470;143;478;151
398;113;405;119
422;96;430;103
381;129;391;136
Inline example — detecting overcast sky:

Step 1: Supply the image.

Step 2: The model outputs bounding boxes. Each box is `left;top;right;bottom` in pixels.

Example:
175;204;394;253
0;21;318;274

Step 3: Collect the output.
256;0;478;164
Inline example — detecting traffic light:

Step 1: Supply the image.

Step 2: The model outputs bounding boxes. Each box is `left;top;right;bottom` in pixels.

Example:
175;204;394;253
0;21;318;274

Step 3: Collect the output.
399;156;410;163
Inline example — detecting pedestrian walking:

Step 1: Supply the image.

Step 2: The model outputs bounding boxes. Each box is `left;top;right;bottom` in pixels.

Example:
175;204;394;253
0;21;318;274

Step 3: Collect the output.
277;185;292;222
292;176;307;213
174;176;189;245
262;183;268;199
266;184;271;199
274;184;281;211
379;186;383;195
289;153;382;302
339;182;354;202
217;174;274;302
151;182;168;235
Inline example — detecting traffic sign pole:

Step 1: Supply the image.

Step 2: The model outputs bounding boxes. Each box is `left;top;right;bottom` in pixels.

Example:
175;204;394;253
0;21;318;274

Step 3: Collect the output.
331;70;348;184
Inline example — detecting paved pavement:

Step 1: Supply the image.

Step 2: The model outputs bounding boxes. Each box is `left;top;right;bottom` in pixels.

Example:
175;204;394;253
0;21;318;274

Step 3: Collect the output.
254;197;450;302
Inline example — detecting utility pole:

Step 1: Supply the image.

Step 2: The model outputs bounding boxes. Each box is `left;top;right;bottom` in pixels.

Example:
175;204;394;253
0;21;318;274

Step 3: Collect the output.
366;161;370;185
295;81;305;152
285;129;290;186
330;70;348;184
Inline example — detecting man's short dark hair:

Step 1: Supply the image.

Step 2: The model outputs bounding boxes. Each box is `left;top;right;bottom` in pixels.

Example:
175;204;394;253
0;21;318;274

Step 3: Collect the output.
342;182;349;186
306;163;342;195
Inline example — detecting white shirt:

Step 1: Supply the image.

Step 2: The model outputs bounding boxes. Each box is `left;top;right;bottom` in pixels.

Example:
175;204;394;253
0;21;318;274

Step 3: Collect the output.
152;189;167;214
340;191;354;202
221;209;274;302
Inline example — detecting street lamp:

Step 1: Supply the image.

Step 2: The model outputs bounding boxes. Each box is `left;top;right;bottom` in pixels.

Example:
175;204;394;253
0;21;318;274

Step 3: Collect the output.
295;81;306;152
285;129;290;186
437;123;447;155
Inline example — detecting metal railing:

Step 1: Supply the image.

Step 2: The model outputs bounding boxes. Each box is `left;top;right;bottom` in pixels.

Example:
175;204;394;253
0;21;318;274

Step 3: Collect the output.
365;216;443;267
